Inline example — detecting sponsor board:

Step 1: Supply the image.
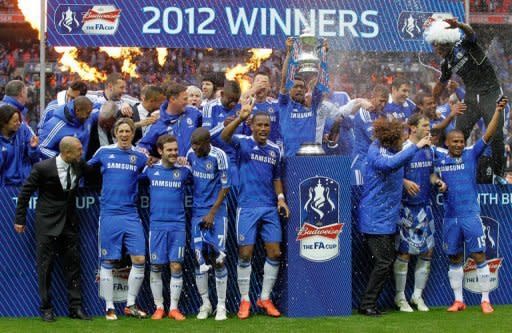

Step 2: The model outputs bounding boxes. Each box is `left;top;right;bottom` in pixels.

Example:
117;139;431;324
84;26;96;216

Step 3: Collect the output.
298;176;344;262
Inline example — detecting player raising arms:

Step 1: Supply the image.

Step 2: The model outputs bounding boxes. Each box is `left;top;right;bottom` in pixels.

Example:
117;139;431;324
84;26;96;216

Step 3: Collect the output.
434;97;508;314
221;97;290;319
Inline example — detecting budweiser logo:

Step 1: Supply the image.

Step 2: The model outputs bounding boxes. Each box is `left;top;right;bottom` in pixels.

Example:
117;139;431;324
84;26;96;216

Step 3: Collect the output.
296;222;343;241
464;257;503;274
83;9;121;23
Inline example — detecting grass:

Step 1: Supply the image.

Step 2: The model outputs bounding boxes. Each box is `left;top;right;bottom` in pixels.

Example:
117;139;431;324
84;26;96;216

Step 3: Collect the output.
0;305;510;333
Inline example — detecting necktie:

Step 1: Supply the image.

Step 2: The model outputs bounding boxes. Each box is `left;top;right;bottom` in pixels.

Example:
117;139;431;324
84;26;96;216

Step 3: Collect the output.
107;130;114;144
66;165;71;191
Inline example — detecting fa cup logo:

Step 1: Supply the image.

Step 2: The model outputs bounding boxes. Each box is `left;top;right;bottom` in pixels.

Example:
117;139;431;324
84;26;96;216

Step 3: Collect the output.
298;177;343;262
304;180;335;223
58;7;80;33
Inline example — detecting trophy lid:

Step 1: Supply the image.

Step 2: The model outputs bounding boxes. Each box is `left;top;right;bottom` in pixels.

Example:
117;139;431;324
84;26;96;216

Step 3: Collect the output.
296;143;326;156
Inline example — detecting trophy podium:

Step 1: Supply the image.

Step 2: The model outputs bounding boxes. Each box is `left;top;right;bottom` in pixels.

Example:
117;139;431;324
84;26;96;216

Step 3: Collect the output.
278;155;352;317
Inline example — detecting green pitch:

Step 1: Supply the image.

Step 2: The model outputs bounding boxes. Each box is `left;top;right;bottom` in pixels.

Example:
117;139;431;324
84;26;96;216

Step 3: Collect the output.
0;305;510;333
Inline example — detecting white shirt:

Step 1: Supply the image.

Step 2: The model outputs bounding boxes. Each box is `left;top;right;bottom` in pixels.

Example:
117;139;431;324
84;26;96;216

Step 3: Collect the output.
56;155;76;191
315;99;359;144
137;103;152;136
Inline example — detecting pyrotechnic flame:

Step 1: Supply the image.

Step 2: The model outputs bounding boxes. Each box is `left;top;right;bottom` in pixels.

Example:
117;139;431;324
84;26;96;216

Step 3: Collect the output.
156;48;168;66
18;0;42;38
54;47;107;82
99;47;142;78
99;47;123;58
225;48;273;93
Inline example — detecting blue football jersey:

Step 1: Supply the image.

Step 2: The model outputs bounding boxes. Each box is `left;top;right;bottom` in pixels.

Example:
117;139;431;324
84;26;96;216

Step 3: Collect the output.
252;98;282;145
202;99;248;163
187;146;230;210
142;163;192;229
403;141;434;206
352;108;384;160
87;144;148;215
384;99;415;121
278;88;321;157
434;139;487;218
231;135;282;208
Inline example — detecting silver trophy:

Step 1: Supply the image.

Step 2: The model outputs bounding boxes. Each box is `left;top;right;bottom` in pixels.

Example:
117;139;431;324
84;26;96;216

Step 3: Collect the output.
296;30;322;81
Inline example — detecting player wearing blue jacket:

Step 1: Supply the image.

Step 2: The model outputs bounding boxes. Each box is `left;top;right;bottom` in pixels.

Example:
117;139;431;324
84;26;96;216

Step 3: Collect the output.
393;114;447;313
141;135;191;321
0;104;39;185
38;81;88;131
358;117;431;317
433;97;508;314
39;97;95;160
138;83;201;158
87;118;148;320
1;80;29;120
221;100;290;319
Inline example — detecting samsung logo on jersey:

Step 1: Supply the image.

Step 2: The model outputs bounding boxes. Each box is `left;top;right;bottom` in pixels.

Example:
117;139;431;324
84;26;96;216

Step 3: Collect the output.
251;153;277;165
193;170;214;180
410;161;432;169
151;180;182;188
435;164;465;172
290;111;313;119
107;162;137;171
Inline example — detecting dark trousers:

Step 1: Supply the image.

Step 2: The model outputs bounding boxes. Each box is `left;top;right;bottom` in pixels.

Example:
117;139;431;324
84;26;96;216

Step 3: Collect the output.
37;229;81;312
456;87;505;177
359;234;395;310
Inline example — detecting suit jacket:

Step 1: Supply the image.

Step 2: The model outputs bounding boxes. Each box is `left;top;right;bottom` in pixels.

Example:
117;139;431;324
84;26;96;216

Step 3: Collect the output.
15;157;84;237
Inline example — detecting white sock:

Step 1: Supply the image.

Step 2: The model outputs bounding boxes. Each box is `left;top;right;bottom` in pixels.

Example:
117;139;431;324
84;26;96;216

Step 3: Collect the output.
195;269;210;306
127;263;145;306
170;272;183;310
477;262;491;303
150;266;163;309
413;257;431;299
448;264;464;302
100;262;114;311
215;266;228;307
261;258;280;301
237;258;252;302
393;257;408;300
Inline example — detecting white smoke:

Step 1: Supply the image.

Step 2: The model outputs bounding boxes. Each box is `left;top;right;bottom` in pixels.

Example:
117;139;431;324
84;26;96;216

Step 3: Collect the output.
424;20;461;45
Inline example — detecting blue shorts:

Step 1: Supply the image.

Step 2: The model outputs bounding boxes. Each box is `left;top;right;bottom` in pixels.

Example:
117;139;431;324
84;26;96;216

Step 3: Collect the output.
236;206;282;246
149;225;186;265
191;206;227;257
99;214;146;260
442;215;486;256
397;205;435;255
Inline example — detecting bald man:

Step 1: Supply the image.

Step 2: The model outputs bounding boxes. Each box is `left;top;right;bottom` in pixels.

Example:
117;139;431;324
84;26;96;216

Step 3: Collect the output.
15;136;90;322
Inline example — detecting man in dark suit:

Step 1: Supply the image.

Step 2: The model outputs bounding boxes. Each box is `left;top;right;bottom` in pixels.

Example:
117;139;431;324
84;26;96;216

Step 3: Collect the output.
14;136;90;322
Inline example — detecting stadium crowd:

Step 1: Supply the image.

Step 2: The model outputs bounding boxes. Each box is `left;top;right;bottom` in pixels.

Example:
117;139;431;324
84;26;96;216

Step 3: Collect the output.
0;15;510;322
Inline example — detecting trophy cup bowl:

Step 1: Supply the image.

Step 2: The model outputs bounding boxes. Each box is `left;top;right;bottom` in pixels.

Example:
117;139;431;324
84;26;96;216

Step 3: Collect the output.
296;31;321;81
